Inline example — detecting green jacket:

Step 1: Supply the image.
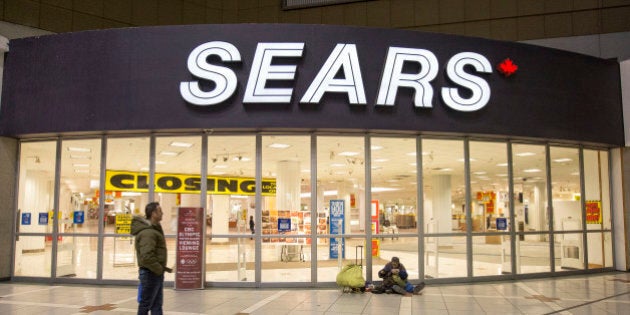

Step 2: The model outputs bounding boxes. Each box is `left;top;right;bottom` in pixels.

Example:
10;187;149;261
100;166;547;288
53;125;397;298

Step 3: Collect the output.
131;216;167;275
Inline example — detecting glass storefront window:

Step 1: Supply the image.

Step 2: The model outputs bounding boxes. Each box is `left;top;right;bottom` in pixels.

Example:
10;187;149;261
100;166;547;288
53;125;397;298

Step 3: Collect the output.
550;146;581;273
15;141;57;277
425;236;467;278
469;141;509;276
422;139;465;235
512;144;549;234
154;136;202;237
10;136;615;284
205;135;256;282
104;137;150;280
370;137;420;281
316;136;365;281
58;139;102;235
206;136;255;238
261;135;311;282
584;149;611;269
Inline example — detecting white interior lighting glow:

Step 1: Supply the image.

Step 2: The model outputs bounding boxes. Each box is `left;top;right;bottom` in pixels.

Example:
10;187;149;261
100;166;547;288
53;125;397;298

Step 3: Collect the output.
371;145;383;150
156;161;167;165
210;171;226;175
74;169;89;173
68;147;91;152
73;163;89;167
516;152;536;157
473;171;486;175
70;155;90;159
371;187;400;192
338;151;359;156
374;158;389;162
268;143;291;149
553;158;573;163
523;168;541;173
330;163;346;167
169;141;193;148
122;192;142;197
496;163;508;167
160;151;180;156
406;152;417;156
89;180;99;189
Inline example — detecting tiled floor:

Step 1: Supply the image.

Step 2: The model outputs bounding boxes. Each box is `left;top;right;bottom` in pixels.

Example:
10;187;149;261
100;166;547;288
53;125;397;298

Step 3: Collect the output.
1;272;629;314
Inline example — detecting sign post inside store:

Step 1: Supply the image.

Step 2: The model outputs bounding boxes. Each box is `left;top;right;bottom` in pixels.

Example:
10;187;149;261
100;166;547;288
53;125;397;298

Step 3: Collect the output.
175;207;204;290
329;199;345;259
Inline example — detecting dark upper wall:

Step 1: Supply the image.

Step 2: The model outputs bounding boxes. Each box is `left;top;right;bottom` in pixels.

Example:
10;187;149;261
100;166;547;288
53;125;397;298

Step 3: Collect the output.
0;0;629;42
0;24;623;145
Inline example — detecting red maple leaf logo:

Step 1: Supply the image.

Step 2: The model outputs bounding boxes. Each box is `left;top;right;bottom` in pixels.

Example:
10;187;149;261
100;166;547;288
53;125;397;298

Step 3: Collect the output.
497;58;518;77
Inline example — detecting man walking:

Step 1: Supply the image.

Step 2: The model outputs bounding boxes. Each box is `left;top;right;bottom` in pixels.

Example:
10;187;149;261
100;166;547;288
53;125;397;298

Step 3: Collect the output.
132;202;172;314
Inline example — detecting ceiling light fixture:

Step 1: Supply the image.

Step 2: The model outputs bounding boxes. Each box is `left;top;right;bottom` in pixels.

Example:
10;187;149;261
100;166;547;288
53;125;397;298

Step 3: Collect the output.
170;141;193;148
268;143;291;149
67;147;91;152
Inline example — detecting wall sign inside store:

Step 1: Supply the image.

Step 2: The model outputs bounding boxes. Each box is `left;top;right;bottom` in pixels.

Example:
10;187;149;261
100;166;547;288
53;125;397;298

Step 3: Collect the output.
180;41;492;112
105;170;276;195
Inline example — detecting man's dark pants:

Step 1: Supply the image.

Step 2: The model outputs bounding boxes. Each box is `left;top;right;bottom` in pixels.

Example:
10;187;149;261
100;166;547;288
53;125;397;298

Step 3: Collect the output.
138;268;164;315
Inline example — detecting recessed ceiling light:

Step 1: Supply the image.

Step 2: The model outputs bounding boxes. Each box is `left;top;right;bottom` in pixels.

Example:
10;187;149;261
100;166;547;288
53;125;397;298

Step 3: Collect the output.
571;172;580;176
160;151;180;156
74;169;89;173
371;145;383;150
210;171;226;175
439;168;453;171
268;143;291;149
406;152;417;156
338;151;359;156
516;152;536;157
497;174;508;177
169;141;193;148
457;158;476;162
523;168;541;173
67;147;91;152
70;155;90;159
156;161;166;165
330;163;345;167
374;158;389;162
553;158;572;163
473;171;486;175
73;163;89;167
371;187;400;192
140;167;149;171
408;162;416;166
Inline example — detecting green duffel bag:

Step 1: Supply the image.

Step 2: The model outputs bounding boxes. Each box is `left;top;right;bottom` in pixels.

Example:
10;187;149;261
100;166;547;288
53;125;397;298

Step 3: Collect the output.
336;264;365;288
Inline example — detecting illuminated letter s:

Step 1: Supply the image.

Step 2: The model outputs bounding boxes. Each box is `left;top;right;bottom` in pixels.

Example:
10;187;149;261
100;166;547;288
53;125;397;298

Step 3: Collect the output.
441;52;492;112
180;41;241;106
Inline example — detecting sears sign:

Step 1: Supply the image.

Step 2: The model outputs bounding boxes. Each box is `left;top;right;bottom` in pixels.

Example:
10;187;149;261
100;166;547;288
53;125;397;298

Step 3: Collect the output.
180;42;492;112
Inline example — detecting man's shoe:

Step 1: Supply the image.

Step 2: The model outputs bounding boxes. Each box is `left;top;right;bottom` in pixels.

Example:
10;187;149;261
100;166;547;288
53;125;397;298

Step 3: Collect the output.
413;282;426;294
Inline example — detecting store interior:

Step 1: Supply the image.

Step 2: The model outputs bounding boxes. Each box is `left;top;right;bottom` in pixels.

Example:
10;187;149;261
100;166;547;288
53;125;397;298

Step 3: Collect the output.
13;135;612;283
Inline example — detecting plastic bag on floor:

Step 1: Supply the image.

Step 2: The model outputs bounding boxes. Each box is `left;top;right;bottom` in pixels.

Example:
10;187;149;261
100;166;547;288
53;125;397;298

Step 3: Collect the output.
336;264;365;289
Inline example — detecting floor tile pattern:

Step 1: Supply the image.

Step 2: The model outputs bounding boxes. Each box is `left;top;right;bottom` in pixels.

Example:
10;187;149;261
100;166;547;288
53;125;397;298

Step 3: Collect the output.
0;272;629;314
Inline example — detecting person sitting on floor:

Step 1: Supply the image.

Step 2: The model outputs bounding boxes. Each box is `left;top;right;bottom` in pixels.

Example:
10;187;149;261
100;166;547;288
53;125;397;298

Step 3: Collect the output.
372;257;425;296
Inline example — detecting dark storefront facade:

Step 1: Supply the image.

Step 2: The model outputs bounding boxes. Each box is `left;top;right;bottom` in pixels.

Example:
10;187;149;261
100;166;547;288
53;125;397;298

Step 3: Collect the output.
0;24;623;286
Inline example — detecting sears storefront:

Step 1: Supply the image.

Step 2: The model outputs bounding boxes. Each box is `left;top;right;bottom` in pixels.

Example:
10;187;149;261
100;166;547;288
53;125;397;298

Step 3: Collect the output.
0;24;622;286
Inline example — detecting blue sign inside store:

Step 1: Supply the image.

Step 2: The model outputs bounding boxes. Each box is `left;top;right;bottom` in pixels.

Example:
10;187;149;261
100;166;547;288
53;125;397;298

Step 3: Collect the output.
21;213;31;225
329;199;345;259
496;217;507;230
38;213;48;225
73;210;85;224
278;218;291;232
